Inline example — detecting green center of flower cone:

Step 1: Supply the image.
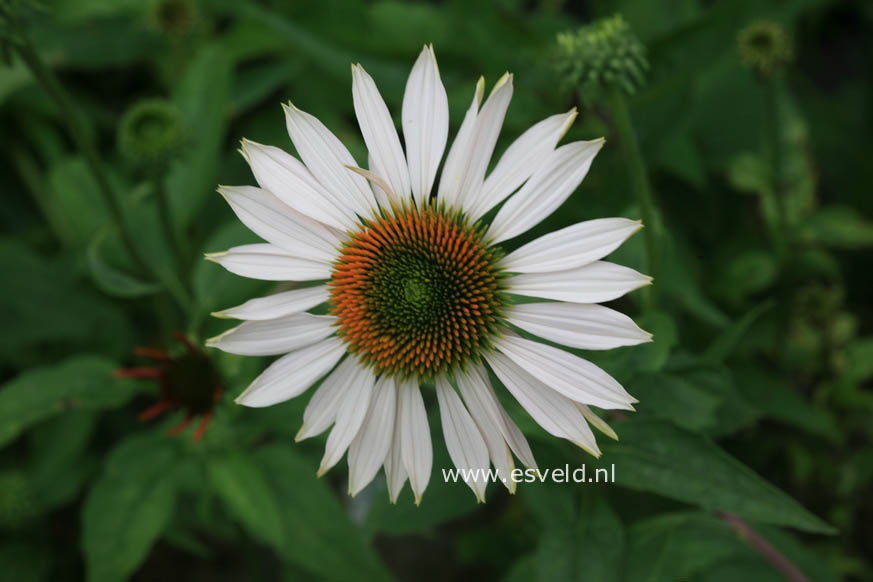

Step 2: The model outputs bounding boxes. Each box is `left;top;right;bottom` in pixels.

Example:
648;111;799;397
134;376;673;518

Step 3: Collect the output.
329;203;508;379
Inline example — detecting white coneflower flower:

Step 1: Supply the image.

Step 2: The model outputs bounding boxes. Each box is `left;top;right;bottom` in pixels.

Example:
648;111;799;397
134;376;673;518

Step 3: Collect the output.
206;45;651;504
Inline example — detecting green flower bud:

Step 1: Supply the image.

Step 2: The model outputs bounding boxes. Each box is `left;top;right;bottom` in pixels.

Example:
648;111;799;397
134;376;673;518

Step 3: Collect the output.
117;98;186;173
554;14;649;105
0;470;39;530
738;20;794;77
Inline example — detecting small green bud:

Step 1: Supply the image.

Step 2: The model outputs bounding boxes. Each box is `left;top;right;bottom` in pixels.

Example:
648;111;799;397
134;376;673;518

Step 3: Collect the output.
738;20;794;77
554;14;649;105
117;98;186;173
0;470;39;530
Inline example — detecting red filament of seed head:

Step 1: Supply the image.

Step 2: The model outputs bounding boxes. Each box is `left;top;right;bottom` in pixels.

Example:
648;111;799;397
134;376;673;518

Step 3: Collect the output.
329;203;502;378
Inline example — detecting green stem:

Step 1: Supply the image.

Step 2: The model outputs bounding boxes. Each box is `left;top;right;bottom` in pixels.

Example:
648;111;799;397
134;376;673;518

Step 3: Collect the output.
13;30;150;273
764;75;788;259
607;87;659;308
154;177;187;276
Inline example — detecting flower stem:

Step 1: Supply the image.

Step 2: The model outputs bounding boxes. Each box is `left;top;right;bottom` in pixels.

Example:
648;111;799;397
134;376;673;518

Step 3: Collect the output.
13;30;150;273
764;75;788;259
154;177;188;277
719;513;809;582
607;86;659;308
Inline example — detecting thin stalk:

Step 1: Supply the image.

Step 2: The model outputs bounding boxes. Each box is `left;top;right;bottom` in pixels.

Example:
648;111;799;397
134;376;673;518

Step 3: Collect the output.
719;513;808;582
13;32;150;273
607;86;659;308
764;75;788;258
154;177;188;278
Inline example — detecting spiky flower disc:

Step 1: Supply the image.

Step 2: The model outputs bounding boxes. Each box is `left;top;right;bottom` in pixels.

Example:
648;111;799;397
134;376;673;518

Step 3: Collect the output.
331;202;505;378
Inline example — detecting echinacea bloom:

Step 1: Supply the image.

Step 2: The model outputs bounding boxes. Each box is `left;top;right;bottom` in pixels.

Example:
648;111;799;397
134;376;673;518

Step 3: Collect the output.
207;46;651;503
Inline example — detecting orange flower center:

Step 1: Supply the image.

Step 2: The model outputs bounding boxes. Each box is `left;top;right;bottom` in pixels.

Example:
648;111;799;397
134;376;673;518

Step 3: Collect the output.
329;203;506;378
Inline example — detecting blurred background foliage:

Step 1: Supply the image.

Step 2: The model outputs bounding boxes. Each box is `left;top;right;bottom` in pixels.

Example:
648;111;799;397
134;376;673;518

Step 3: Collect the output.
1;0;872;580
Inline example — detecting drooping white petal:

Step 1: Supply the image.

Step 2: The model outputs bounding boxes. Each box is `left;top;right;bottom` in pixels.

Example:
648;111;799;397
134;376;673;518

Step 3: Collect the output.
215;285;329;321
218;185;341;263
352;64;410;204
296;356;356;441
507;302;652;350
206;313;336;356
577;403;618;441
348;377;397;496
456;365;537;473
240;139;354;230
383;410;408;504
467;109;577;220
435;377;490;502
402;45;449;206
318;362;376;475
283;103;376;219
439;74;513;209
495;335;636;410
235;336;345;408
488;139;604;243
507;261;652;304
436;77;484;208
485;351;600;456
397;379;432;505
205;244;331;281
502;218;642;274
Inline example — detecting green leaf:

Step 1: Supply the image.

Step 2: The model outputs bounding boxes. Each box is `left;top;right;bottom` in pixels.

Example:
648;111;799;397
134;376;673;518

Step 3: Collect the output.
0;541;50;582
595;419;835;534
255;444;392;581
82;433;181;582
801;206;873;249
29;411;99;509
704;300;774;362
167;44;232;230
0;355;140;449
207;452;284;548
87;228;162;298
575;497;625;582
624;512;744;582
47;157;111;249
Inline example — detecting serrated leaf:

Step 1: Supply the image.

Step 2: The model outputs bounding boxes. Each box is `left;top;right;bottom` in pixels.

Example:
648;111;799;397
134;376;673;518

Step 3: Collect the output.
0;355;140;448
594;419;835;534
82;433;181;582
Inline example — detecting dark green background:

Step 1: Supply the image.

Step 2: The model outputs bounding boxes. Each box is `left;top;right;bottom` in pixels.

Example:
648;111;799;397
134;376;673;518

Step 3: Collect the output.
1;0;872;580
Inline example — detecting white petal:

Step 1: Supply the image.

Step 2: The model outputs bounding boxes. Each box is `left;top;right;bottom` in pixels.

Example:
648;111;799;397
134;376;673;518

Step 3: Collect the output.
215;285;329;321
438;74;513;209
348;376;397;496
352;64;410;204
436;77;485;208
467;109;577;220
502;218;643;274
383;410;408;503
234;336;345;408
282;103;376;218
488;139;604;243
435;377;490;502
296;356;356;441
398;379;432;505
577;403;618;441
456;365;537;475
240;139;354;230
318;362;376;475
508;261;652;304
218;185;341;263
495;334;635;410
485;351;600;456
206;313;335;356
206;244;331;281
367;152;390;208
402;45;449;206
507;302;652;350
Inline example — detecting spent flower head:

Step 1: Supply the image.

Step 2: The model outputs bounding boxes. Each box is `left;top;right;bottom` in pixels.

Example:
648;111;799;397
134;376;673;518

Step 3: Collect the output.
555;14;649;105
738;20;794;77
206;45;652;504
